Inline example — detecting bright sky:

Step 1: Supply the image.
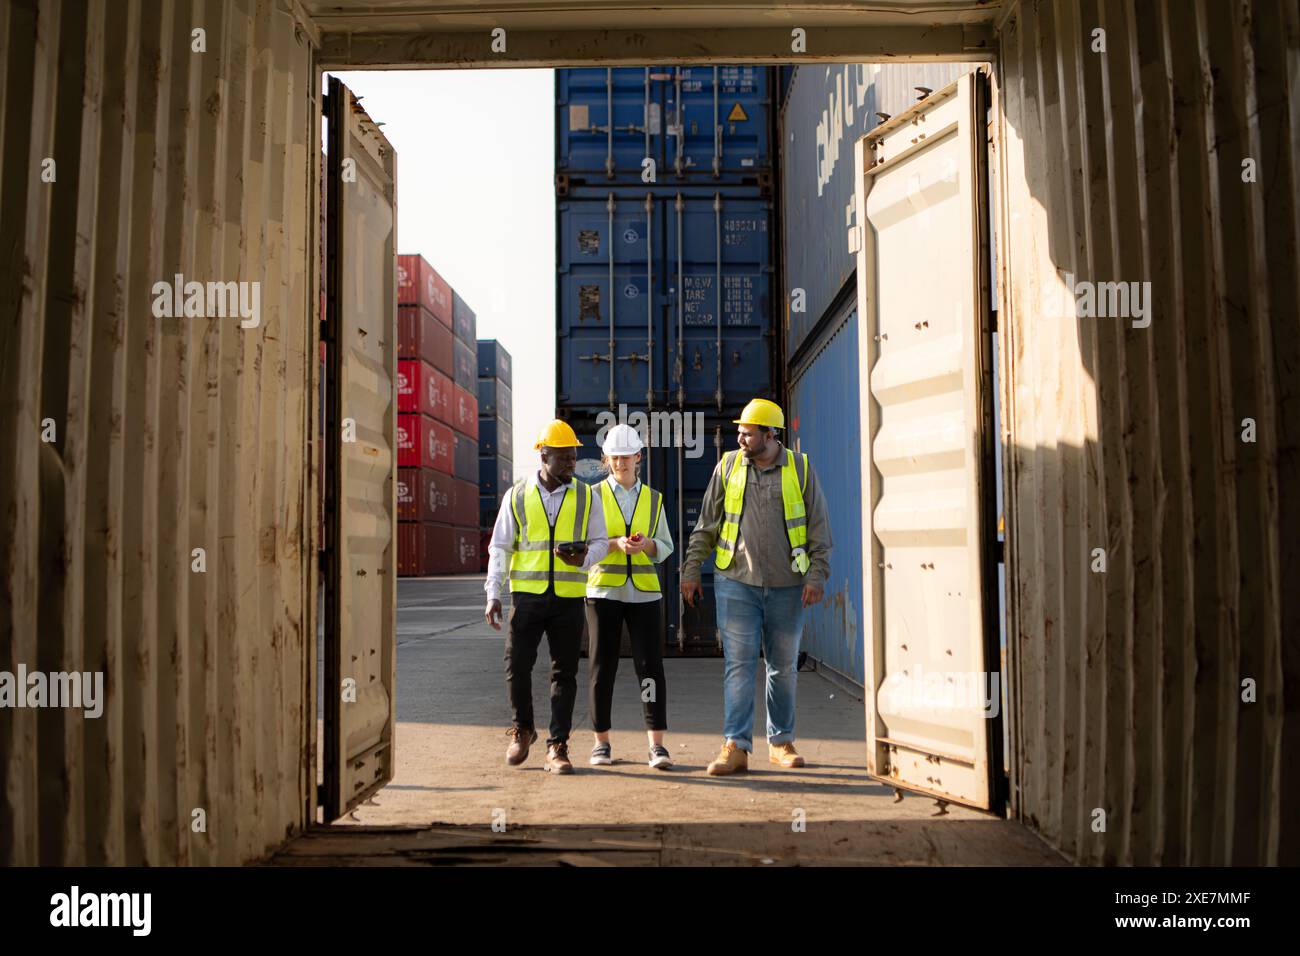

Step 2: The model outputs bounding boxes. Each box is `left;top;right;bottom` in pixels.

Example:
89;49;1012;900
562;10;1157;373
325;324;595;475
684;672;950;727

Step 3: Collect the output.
328;68;555;476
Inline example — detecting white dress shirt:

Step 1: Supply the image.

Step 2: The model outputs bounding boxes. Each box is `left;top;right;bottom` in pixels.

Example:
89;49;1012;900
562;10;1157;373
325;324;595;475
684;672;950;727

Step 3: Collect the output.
484;471;609;604
585;475;674;603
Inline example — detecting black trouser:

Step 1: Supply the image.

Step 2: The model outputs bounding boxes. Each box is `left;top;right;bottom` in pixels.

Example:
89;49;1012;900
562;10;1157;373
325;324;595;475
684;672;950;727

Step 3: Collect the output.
504;590;585;746
586;597;668;733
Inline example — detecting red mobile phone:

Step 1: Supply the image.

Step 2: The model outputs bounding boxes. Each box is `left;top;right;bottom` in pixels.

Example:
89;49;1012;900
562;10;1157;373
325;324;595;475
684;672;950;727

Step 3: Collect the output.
629;533;644;543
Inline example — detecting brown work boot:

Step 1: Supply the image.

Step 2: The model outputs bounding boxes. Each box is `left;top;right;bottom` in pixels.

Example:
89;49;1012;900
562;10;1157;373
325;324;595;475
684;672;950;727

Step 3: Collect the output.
706;740;749;776
768;742;805;768
506;726;537;765
545;741;574;775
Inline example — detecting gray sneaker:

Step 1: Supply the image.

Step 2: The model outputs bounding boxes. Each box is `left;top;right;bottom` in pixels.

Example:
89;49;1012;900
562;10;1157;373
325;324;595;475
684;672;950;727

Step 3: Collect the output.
649;744;673;770
590;741;612;766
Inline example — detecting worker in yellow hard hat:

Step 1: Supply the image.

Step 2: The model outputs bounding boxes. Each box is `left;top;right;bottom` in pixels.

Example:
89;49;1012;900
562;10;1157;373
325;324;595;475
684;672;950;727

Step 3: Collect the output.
484;418;609;775
680;397;833;776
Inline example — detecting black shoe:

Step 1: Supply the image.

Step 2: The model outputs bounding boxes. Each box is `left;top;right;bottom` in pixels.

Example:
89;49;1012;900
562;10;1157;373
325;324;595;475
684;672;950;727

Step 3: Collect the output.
590;741;612;766
648;744;673;770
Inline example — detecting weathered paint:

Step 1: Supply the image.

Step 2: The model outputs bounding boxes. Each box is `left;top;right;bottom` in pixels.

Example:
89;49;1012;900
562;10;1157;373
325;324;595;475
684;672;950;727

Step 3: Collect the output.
788;304;864;688
854;73;997;810
1;0;1294;871
322;76;398;822
0;0;318;866
994;0;1297;865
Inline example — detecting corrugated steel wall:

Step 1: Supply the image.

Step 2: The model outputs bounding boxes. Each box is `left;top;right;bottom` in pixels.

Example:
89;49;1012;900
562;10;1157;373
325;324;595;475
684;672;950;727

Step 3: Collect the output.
996;0;1298;865
788;303;864;688
0;0;318;865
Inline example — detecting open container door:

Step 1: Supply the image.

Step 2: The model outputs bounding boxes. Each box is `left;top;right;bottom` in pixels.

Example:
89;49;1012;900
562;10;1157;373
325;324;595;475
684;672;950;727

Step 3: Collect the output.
851;71;1002;812
322;76;398;821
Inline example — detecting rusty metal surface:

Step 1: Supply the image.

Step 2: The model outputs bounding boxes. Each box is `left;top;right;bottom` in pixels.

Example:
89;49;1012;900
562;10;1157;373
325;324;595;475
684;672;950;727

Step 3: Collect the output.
2;0;1295;870
995;0;1297;865
0;0;318;866
304;0;1003;67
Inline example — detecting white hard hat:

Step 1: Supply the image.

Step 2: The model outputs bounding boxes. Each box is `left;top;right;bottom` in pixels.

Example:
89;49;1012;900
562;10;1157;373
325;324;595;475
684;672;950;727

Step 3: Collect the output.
602;423;644;456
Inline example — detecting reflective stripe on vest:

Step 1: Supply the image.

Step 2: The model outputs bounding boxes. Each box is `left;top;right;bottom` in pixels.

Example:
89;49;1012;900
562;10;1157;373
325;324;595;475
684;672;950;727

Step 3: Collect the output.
714;448;810;574
508;478;592;596
588;480;662;592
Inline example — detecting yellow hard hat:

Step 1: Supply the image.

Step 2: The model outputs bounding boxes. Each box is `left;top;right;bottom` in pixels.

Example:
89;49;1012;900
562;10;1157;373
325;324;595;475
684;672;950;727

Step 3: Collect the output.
733;398;785;429
534;419;582;449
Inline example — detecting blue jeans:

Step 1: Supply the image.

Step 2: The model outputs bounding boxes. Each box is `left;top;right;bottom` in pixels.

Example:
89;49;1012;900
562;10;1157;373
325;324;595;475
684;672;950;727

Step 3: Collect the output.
713;574;805;752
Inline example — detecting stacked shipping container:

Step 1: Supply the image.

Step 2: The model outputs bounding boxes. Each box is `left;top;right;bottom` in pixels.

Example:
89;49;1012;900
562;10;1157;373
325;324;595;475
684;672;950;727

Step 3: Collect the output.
396;254;480;574
477;340;514;570
555;67;779;653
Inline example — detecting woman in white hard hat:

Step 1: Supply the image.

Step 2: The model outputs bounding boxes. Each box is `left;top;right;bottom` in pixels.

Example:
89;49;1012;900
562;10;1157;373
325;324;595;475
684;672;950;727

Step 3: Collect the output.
585;423;675;769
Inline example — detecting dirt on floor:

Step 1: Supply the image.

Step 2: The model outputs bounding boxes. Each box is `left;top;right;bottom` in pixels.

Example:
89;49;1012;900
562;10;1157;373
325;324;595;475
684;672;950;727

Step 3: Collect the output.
291;578;1064;866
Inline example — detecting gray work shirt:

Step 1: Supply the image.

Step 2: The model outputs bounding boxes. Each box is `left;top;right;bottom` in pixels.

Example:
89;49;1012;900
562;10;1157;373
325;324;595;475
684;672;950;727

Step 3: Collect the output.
681;442;832;589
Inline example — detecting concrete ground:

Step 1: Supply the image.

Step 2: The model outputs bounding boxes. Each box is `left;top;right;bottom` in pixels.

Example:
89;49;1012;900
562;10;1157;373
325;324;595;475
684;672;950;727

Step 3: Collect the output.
292;576;1064;865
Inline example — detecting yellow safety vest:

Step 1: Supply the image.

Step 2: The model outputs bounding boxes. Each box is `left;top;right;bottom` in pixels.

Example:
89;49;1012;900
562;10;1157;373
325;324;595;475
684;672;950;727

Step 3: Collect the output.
508;478;592;597
588;479;663;592
714;448;811;574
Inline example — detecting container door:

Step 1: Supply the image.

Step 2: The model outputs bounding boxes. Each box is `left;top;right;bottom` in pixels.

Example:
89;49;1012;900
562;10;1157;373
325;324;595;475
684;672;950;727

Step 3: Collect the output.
852;72;1000;811
322;76;398;821
555;192;664;409
664;192;773;408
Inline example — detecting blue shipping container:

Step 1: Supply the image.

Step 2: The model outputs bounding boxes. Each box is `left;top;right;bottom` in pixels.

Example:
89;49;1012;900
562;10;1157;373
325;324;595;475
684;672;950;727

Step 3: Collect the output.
556;189;777;409
556;67;773;186
479;454;513;498
477;376;511;423
787;304;864;687
478;416;511;458
452;289;476;346
781;62;975;359
476;339;512;387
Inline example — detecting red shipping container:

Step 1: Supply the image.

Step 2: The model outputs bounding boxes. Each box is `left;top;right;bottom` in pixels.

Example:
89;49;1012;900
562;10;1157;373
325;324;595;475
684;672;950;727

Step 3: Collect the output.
448;527;480;574
452;479;478;527
428;367;454;426
397;254;452;328
479;528;492;572
398;521;459;576
453;385;478;439
397;522;425;576
398;467;456;523
397;359;453;425
397;414;453;473
398;304;453;375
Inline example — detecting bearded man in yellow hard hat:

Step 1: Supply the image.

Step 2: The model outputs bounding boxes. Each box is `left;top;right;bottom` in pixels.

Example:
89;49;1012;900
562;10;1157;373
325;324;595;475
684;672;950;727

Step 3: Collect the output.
680;398;833;776
484;418;609;775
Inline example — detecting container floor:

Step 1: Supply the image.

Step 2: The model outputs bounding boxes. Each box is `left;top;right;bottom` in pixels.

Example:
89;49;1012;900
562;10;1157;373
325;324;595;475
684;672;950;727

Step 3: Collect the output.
291;577;1063;866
